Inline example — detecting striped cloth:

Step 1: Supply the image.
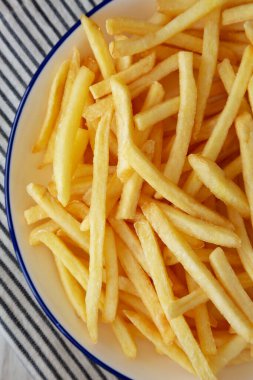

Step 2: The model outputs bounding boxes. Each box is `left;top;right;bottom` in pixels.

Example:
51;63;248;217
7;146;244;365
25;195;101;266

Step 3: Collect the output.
0;1;118;379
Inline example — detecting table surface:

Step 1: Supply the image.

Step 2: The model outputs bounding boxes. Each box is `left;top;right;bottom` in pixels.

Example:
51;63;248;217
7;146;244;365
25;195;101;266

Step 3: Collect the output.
0;332;32;380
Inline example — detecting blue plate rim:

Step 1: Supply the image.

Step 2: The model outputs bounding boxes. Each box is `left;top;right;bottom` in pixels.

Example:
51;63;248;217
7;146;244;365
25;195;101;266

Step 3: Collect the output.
4;1;132;379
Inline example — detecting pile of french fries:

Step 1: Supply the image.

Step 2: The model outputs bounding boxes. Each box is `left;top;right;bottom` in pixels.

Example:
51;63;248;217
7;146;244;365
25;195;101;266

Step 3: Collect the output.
25;1;253;378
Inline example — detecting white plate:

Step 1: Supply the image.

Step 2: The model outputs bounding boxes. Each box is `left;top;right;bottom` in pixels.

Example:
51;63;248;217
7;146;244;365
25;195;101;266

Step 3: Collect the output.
5;0;253;379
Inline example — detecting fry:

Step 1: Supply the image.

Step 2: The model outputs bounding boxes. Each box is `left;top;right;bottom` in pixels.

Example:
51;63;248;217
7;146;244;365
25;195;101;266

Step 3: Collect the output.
134;218;216;380
110;0;224;57
120;292;149;317
108;217;149;274
210;335;247;374
111;77;134;182
186;274;216;355
24;205;48;225
53;66;95;206
193;9;220;139
111;315;137;358
26;184;89;251
116;140;154;220
114;35;133;72
183;46;253;196
210;247;253;324
228;207;253;283
244;21;253;44
236;112;253;227
248;75;253;113
55;258;86;323
124;141;231;228
142;202;253;343
157;0;197;15
218;58;250;113
38;231;89;289
29;220;59;246
163;52;196;184
41;48;80;166
83;96;113;121
188;154;250;218
86;110;111;342
166;287;208;318
222;4;253;26
71;129;89;173
116;238;174;345
33;60;69;152
103;226;118;323
124;310;194;374
151;199;239;247
90;53;155;99
81;15;115;78
135;97;179;132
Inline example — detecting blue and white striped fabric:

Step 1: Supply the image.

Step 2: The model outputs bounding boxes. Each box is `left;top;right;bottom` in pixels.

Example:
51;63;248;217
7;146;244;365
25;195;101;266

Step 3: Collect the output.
0;1;118;379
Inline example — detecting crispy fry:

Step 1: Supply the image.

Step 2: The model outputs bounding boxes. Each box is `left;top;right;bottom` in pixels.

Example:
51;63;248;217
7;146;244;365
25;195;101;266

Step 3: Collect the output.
110;0;224;57
24;205;48;225
109;217;149;274
81;15;115;78
236;113;253;228
134;219;216;380
42;48;80;166
142;202;253;343
90;53;155;99
116;140;154;220
53;66;95;206
111;315;137;358
189;154;250;218
163;52;196;184
124;141;231;228
86;110;111;342
71;129;89;173
244;21;253;44
27;184;89;251
134;96;180;132
151;199;239;247
222;4;253;26
210;247;253;324
210;335;248;374
55;258;86;323
183;46;253;197
111;77;134;182
33;60;69;152
116;238;174;345
124;310;194;374
228;207;253;283
193;9;220;139
103;226;118;323
38;231;89;288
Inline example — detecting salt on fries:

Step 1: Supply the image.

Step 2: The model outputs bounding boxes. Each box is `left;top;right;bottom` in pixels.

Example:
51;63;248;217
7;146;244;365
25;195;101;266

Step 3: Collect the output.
26;2;253;378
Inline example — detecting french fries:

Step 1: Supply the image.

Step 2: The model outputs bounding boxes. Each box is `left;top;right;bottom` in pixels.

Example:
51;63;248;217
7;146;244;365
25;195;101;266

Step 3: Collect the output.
103;226;118;323
236;112;253;227
110;0;224;57
184;45;253;197
163;51;196;184
193;9;220;139
53;66;95;206
151;199;240;247
210;247;253;324
26;4;253;376
90;52;155;99
188;154;250;218
222;4;253;26
81;15;115;78
86;110;111;342
33;60;69;152
142;202;253;343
